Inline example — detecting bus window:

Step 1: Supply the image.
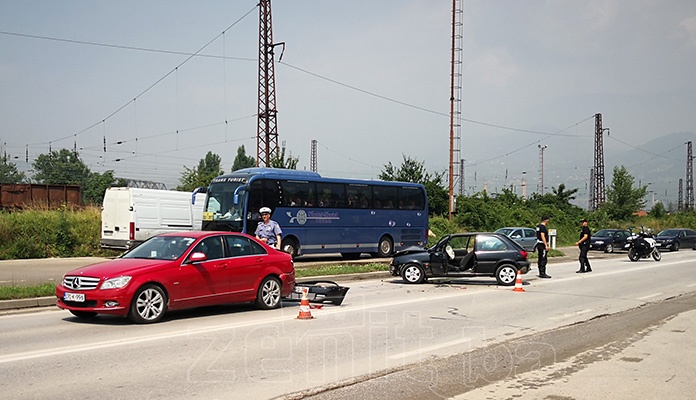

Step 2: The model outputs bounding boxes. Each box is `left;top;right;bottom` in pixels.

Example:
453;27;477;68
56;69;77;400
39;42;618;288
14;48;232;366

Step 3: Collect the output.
373;186;397;209
346;184;372;209
247;179;281;219
316;182;345;208
280;180;316;207
399;186;425;210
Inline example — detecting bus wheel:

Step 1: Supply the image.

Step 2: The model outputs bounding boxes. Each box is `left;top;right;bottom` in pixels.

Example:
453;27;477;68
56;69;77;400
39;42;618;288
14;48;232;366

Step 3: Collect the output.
281;238;298;258
377;236;393;258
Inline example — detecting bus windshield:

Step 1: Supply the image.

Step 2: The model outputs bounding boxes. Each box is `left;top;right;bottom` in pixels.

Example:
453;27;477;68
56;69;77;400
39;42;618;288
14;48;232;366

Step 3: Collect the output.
204;181;246;224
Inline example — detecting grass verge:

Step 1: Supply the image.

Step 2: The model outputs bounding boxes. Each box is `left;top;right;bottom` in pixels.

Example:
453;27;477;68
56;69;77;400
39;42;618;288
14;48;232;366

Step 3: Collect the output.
295;262;389;278
0;283;56;301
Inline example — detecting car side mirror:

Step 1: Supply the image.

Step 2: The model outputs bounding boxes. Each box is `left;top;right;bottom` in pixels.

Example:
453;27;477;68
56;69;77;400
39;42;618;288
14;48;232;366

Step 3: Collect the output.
189;252;207;263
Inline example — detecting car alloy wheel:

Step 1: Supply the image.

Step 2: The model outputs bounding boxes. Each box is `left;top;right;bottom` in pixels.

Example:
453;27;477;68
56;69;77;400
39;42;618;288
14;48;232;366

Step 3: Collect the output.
496;264;518;286
401;264;425;284
129;284;167;324
605;243;614;253
256;276;282;309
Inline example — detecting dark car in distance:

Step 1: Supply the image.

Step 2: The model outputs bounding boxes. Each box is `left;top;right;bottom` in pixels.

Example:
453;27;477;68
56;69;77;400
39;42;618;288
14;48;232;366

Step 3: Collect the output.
389;233;530;286
56;231;295;324
654;228;696;251
589;229;631;253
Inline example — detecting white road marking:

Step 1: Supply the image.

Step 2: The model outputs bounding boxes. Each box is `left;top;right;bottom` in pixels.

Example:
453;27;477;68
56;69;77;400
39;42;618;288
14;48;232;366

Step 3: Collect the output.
638;293;664;300
549;309;593;321
388;337;472;360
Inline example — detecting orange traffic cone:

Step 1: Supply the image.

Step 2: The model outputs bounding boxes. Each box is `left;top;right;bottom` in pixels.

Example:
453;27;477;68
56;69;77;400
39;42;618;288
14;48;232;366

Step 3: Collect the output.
296;288;314;319
512;270;525;292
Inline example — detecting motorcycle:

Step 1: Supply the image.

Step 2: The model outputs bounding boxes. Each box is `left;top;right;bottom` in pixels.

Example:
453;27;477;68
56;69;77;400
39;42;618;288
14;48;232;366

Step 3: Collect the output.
624;226;661;262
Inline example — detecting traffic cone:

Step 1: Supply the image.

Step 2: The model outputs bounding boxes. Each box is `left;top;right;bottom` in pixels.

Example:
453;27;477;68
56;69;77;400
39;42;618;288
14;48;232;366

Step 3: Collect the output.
512;270;525;292
296;288;314;319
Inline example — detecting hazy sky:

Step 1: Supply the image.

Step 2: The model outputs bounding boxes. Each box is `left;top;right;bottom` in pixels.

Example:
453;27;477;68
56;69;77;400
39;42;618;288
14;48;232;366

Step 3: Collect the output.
2;0;695;202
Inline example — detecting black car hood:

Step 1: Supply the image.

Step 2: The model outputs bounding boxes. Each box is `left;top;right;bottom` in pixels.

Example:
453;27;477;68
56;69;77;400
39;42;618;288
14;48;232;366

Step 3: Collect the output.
393;246;429;257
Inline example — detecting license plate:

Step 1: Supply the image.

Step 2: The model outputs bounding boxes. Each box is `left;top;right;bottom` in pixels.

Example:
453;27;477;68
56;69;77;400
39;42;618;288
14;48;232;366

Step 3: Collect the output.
64;292;85;302
294;286;307;294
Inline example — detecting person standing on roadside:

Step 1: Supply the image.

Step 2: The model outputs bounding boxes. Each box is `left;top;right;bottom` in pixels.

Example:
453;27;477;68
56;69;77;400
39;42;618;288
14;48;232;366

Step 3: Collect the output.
255;207;282;250
575;218;592;273
536;215;551;278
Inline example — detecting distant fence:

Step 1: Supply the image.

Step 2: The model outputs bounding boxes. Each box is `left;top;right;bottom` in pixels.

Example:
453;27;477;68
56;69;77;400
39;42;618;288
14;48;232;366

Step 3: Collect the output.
0;184;82;208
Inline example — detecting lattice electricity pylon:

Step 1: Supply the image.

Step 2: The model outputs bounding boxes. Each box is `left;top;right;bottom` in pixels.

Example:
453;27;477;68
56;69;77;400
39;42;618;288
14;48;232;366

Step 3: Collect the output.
256;0;283;167
678;178;683;211
591;113;607;211
687;141;694;210
310;139;317;172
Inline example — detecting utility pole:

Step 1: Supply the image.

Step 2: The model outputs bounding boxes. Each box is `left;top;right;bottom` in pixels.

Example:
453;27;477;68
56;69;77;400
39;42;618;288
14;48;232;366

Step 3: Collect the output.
256;0;283;167
448;0;463;220
538;144;547;195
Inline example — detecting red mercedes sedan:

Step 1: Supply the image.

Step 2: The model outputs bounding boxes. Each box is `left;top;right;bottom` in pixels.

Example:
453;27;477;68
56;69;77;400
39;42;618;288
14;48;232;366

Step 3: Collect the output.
56;231;295;323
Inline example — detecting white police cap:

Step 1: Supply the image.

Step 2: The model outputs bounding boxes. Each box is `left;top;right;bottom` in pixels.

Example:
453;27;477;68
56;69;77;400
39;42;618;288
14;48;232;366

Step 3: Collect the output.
259;207;272;214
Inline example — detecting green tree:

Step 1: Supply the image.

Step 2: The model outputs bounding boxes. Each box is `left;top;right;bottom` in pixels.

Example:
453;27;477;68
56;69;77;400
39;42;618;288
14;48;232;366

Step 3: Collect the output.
268;145;298;169
602;165;647;220
32;149;90;185
177;151;223;191
649;202;667;218
231;145;256;171
0;155;26;183
379;155;448;216
83;171;128;205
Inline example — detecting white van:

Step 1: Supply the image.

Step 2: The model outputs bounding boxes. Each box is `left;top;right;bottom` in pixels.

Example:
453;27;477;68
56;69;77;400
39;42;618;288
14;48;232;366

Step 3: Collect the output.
100;188;205;250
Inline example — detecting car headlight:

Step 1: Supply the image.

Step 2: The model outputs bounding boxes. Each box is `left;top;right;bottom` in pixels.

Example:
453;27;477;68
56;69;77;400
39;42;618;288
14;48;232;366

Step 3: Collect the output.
100;276;132;290
595;240;604;245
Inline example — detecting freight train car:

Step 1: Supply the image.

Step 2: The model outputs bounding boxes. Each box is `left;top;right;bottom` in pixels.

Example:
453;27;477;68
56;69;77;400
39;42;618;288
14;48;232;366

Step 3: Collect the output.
0;184;82;208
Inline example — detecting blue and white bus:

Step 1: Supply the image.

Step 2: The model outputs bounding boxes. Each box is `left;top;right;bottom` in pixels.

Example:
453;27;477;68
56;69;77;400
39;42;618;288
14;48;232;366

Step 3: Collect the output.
197;168;428;258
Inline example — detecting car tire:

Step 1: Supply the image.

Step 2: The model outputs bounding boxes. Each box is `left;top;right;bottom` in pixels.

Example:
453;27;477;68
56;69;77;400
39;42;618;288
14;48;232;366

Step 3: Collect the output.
377;235;394;258
672;241;680;251
401;263;425;284
281;238;299;258
69;310;98;319
129;284;167;324
495;264;518;286
605;243;614;253
255;276;282;310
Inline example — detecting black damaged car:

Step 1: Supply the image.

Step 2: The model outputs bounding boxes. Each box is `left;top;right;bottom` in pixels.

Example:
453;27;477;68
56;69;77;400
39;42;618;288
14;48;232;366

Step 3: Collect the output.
389;233;530;286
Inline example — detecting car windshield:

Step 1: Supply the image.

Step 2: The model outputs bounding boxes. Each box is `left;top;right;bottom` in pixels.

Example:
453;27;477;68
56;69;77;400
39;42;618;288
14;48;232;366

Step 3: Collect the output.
657;230;679;237
594;229;615;237
494;228;513;235
122;236;197;260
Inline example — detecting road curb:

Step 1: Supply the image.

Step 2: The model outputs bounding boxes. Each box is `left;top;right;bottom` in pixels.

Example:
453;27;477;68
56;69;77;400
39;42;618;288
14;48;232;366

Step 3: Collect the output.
0;296;55;312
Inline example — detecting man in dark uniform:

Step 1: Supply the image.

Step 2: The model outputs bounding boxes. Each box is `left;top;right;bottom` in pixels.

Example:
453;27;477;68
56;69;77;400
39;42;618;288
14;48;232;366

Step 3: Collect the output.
575;218;592;273
536;215;551;278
